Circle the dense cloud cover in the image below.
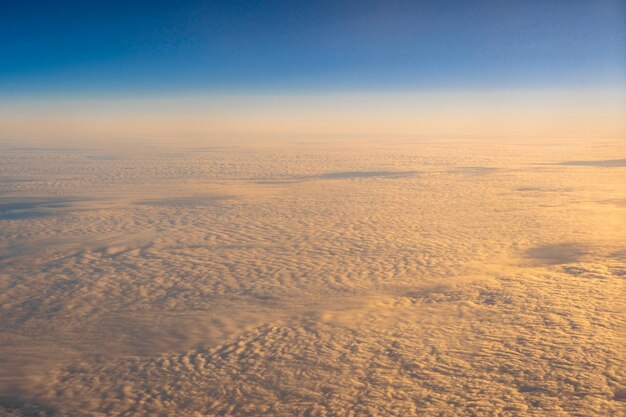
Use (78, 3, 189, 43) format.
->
(0, 139, 624, 416)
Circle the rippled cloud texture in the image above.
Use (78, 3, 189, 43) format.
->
(0, 138, 624, 416)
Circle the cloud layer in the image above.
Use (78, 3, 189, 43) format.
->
(0, 139, 624, 416)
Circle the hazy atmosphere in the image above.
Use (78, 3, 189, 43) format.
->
(1, 1, 625, 416)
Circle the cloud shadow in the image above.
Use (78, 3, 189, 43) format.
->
(558, 159, 626, 167)
(0, 393, 58, 416)
(136, 195, 236, 207)
(0, 198, 80, 221)
(254, 170, 419, 184)
(525, 242, 588, 265)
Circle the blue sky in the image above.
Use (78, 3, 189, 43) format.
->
(2, 0, 625, 95)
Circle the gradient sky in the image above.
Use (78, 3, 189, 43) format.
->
(1, 1, 625, 142)
(3, 0, 625, 94)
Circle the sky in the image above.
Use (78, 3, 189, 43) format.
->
(1, 0, 625, 142)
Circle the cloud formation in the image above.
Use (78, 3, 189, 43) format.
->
(0, 139, 624, 416)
